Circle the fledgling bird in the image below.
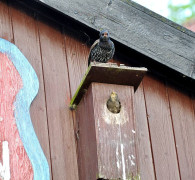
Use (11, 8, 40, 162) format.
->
(107, 92, 121, 114)
(88, 30, 115, 66)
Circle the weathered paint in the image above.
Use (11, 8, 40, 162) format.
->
(0, 38, 49, 179)
(0, 51, 33, 179)
(0, 141, 10, 180)
(76, 83, 137, 179)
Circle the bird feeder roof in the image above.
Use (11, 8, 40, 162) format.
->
(70, 63, 147, 108)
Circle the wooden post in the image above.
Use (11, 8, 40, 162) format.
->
(71, 63, 147, 180)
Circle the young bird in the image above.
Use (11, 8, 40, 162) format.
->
(88, 30, 115, 66)
(107, 92, 121, 114)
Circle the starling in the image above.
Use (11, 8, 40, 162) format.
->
(88, 30, 115, 66)
(107, 92, 121, 114)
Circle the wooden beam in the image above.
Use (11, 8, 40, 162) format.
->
(19, 0, 195, 80)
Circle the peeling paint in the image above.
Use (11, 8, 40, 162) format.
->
(131, 155, 135, 159)
(121, 144, 126, 180)
(131, 160, 135, 166)
(132, 129, 136, 134)
(128, 155, 136, 167)
(116, 144, 121, 169)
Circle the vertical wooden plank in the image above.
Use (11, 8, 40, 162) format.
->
(37, 17, 79, 180)
(64, 32, 90, 160)
(9, 3, 52, 177)
(134, 82, 155, 180)
(64, 33, 89, 96)
(0, 0, 13, 42)
(76, 84, 98, 180)
(167, 84, 195, 180)
(143, 75, 180, 180)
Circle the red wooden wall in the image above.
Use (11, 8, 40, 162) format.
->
(1, 1, 195, 179)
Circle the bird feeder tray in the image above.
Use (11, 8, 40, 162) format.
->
(70, 62, 147, 109)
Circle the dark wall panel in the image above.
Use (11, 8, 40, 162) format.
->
(134, 82, 155, 180)
(143, 75, 180, 180)
(168, 85, 195, 180)
(0, 0, 13, 42)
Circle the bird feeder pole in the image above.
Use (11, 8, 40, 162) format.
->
(70, 63, 147, 179)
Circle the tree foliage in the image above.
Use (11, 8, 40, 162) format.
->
(168, 0, 195, 24)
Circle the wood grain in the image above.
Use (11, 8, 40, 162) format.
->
(4, 2, 195, 180)
(143, 75, 180, 180)
(76, 84, 98, 180)
(37, 16, 79, 180)
(134, 82, 155, 180)
(167, 84, 195, 180)
(92, 83, 137, 179)
(76, 83, 138, 179)
(32, 0, 195, 80)
(64, 32, 89, 97)
(0, 0, 13, 42)
(9, 4, 52, 176)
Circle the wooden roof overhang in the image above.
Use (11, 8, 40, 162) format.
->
(15, 0, 195, 89)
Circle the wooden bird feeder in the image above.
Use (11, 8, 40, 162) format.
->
(70, 63, 147, 180)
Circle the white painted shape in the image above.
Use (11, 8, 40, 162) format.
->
(120, 144, 126, 180)
(132, 129, 136, 134)
(131, 160, 135, 166)
(131, 154, 135, 159)
(116, 144, 121, 169)
(0, 141, 10, 180)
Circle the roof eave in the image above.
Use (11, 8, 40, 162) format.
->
(15, 0, 195, 82)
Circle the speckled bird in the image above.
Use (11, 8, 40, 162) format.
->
(107, 92, 121, 114)
(88, 30, 115, 66)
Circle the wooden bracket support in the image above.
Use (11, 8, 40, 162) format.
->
(70, 63, 147, 179)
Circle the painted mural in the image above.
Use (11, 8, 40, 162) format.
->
(0, 38, 49, 180)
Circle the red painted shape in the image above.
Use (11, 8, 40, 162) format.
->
(0, 52, 33, 179)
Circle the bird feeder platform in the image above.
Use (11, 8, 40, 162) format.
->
(70, 62, 147, 109)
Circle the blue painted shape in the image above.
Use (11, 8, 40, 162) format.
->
(0, 38, 50, 180)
